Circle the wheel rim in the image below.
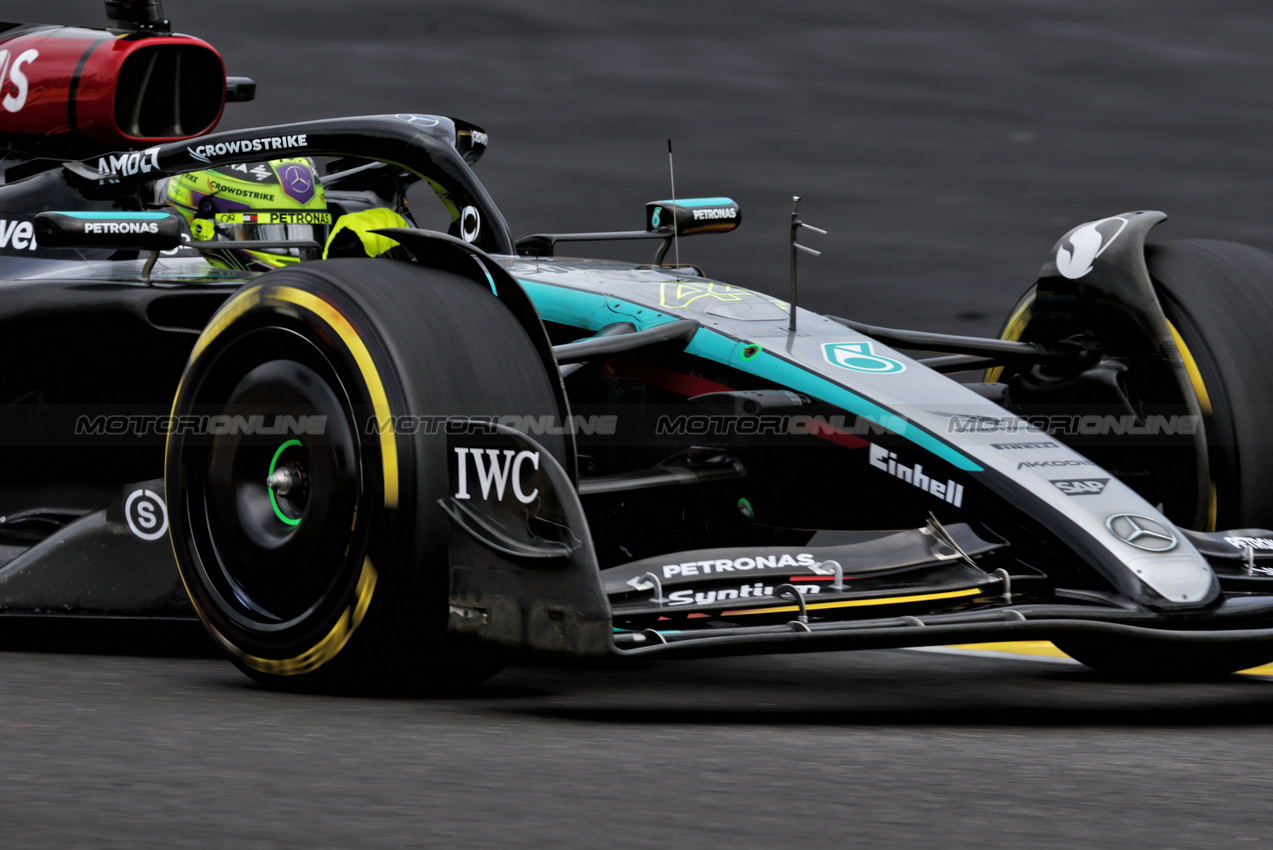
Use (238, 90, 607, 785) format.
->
(183, 327, 366, 627)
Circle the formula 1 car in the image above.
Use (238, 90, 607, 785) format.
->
(6, 2, 1273, 691)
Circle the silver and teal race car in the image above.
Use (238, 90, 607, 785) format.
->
(5, 3, 1273, 690)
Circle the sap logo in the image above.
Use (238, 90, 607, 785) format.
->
(96, 147, 161, 178)
(1051, 478, 1109, 496)
(0, 219, 36, 251)
(454, 447, 540, 504)
(0, 48, 38, 113)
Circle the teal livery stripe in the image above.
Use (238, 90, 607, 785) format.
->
(519, 278, 680, 330)
(518, 279, 981, 472)
(651, 197, 734, 208)
(686, 330, 980, 471)
(53, 211, 171, 220)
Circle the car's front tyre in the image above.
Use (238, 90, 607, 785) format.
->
(166, 258, 565, 692)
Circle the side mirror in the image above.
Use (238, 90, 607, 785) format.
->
(514, 196, 741, 260)
(34, 211, 185, 251)
(645, 197, 740, 236)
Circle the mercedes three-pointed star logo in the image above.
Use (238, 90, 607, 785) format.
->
(1105, 514, 1178, 552)
(394, 113, 440, 127)
(283, 164, 311, 193)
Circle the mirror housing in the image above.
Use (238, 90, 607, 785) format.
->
(645, 197, 740, 236)
(34, 211, 185, 251)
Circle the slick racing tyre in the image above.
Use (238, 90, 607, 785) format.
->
(166, 258, 566, 693)
(1142, 240, 1273, 531)
(997, 239, 1273, 677)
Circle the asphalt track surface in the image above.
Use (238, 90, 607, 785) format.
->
(7, 1, 1273, 847)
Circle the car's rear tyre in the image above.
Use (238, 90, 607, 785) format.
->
(998, 239, 1273, 677)
(166, 258, 566, 693)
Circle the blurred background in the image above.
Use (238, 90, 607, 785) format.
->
(8, 0, 1273, 335)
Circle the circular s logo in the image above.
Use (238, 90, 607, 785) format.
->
(460, 205, 481, 243)
(125, 489, 169, 541)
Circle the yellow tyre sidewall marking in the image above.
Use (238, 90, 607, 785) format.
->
(263, 285, 399, 508)
(182, 283, 398, 508)
(1166, 318, 1216, 531)
(211, 557, 379, 677)
(985, 293, 1033, 383)
(188, 287, 262, 364)
(1166, 319, 1213, 416)
(172, 282, 399, 676)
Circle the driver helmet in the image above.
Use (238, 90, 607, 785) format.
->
(166, 157, 330, 272)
